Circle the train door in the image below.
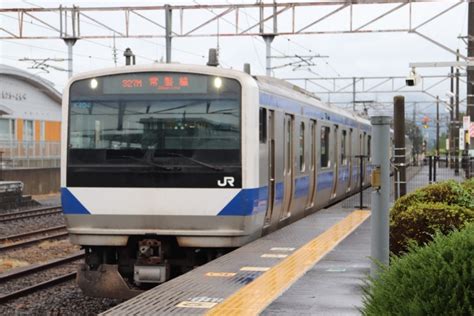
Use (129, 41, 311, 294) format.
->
(307, 120, 317, 208)
(362, 132, 367, 185)
(281, 114, 294, 220)
(264, 110, 275, 227)
(358, 132, 363, 187)
(331, 124, 339, 198)
(347, 128, 353, 192)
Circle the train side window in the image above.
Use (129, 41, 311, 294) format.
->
(341, 130, 347, 164)
(367, 135, 372, 160)
(299, 122, 305, 171)
(259, 108, 267, 143)
(320, 126, 330, 168)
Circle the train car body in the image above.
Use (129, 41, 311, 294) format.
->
(61, 64, 372, 298)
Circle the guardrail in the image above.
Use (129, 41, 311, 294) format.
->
(0, 141, 60, 168)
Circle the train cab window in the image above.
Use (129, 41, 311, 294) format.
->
(367, 135, 372, 160)
(320, 126, 330, 168)
(341, 130, 347, 164)
(259, 108, 267, 143)
(299, 122, 305, 171)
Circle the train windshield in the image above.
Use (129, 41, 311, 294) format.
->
(67, 72, 241, 188)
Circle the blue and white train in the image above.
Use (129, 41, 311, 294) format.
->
(61, 63, 372, 298)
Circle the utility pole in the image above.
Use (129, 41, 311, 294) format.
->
(413, 102, 417, 164)
(436, 96, 440, 157)
(353, 77, 356, 112)
(468, 2, 474, 147)
(165, 4, 172, 63)
(394, 96, 406, 198)
(455, 50, 460, 175)
(370, 115, 391, 277)
(450, 67, 454, 168)
(113, 33, 118, 67)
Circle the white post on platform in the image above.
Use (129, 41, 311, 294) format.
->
(370, 115, 391, 277)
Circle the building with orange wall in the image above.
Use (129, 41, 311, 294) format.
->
(0, 64, 61, 167)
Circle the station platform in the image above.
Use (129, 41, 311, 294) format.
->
(101, 165, 465, 315)
(102, 202, 370, 315)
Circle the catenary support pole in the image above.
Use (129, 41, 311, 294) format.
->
(263, 35, 274, 76)
(393, 96, 406, 197)
(370, 116, 391, 277)
(63, 38, 77, 78)
(165, 4, 172, 63)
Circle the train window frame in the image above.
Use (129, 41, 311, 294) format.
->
(320, 126, 330, 169)
(367, 135, 372, 161)
(259, 107, 267, 144)
(299, 121, 305, 172)
(342, 129, 349, 165)
(67, 72, 243, 189)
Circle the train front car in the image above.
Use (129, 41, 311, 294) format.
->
(60, 65, 261, 298)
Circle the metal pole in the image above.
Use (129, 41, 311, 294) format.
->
(468, 2, 474, 146)
(263, 35, 274, 76)
(393, 96, 406, 197)
(455, 50, 460, 175)
(436, 96, 440, 157)
(450, 67, 454, 168)
(429, 156, 432, 184)
(63, 38, 77, 78)
(360, 156, 363, 208)
(370, 115, 391, 277)
(434, 155, 437, 182)
(165, 4, 172, 63)
(353, 77, 356, 112)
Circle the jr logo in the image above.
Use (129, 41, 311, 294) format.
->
(217, 176, 235, 187)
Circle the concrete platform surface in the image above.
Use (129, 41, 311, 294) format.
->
(262, 220, 370, 316)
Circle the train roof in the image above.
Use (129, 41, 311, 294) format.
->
(255, 75, 370, 126)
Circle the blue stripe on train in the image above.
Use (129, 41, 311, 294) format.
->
(61, 187, 91, 215)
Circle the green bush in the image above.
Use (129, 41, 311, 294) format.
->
(362, 224, 474, 316)
(390, 179, 474, 255)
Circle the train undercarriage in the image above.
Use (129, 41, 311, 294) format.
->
(77, 236, 232, 299)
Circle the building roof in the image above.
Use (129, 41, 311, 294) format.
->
(0, 64, 61, 104)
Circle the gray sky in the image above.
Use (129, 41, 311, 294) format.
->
(0, 0, 468, 128)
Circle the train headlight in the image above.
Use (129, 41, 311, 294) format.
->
(90, 78, 98, 89)
(213, 77, 222, 89)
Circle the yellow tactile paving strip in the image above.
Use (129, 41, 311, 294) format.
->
(206, 210, 371, 316)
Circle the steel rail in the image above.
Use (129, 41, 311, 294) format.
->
(0, 272, 77, 303)
(0, 251, 84, 303)
(0, 231, 69, 251)
(0, 251, 84, 283)
(0, 206, 63, 223)
(0, 225, 67, 243)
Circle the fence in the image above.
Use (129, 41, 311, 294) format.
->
(0, 140, 60, 168)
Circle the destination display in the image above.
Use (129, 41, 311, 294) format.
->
(102, 73, 209, 94)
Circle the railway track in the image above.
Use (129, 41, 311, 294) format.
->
(0, 251, 84, 304)
(0, 226, 68, 251)
(0, 206, 63, 223)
